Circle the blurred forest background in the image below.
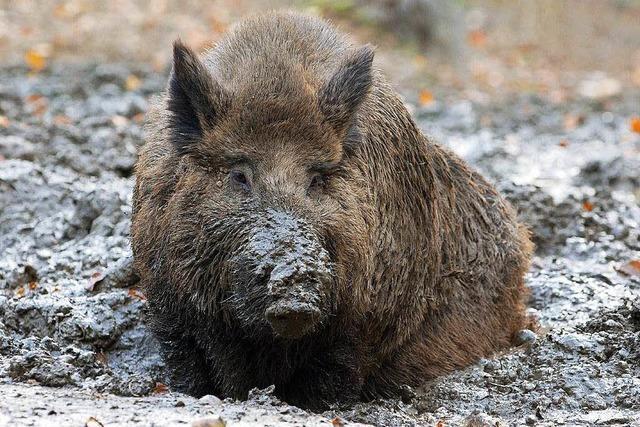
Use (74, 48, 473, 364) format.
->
(2, 0, 640, 102)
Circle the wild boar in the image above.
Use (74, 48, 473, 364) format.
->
(131, 11, 532, 408)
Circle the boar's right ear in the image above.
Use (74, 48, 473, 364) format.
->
(318, 45, 374, 138)
(167, 40, 229, 154)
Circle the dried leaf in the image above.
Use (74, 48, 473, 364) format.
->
(436, 420, 445, 427)
(111, 115, 129, 127)
(0, 115, 9, 128)
(54, 115, 72, 125)
(28, 281, 37, 290)
(563, 113, 584, 131)
(25, 49, 47, 72)
(125, 74, 142, 91)
(14, 286, 26, 298)
(582, 201, 594, 212)
(419, 89, 435, 106)
(128, 287, 147, 301)
(86, 271, 104, 292)
(558, 139, 570, 148)
(153, 382, 169, 394)
(616, 260, 640, 277)
(468, 30, 487, 47)
(630, 117, 640, 134)
(26, 94, 48, 116)
(96, 351, 108, 365)
(331, 417, 345, 427)
(132, 112, 145, 123)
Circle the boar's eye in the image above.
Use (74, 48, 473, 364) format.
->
(307, 173, 326, 194)
(230, 170, 251, 192)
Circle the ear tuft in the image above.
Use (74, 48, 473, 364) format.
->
(168, 39, 228, 154)
(318, 45, 374, 135)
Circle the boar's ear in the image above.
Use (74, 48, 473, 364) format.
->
(167, 40, 229, 154)
(318, 45, 374, 137)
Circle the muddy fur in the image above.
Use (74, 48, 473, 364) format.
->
(131, 12, 533, 409)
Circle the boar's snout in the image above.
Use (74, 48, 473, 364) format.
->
(264, 259, 332, 338)
(230, 210, 333, 339)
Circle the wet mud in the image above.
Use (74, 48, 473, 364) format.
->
(0, 65, 639, 425)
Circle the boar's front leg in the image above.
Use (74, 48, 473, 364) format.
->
(161, 334, 219, 397)
(278, 341, 365, 409)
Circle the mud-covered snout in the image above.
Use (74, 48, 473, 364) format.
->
(264, 259, 330, 339)
(229, 210, 333, 339)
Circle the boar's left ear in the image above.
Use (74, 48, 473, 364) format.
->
(168, 40, 229, 154)
(318, 45, 374, 138)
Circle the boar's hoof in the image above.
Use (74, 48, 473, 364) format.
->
(265, 302, 321, 339)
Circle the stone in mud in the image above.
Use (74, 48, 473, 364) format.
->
(132, 12, 532, 408)
(515, 329, 537, 346)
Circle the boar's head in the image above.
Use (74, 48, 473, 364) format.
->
(158, 40, 374, 340)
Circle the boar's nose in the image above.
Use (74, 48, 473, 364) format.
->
(265, 300, 321, 339)
(264, 260, 330, 339)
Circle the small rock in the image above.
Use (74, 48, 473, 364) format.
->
(198, 394, 222, 406)
(515, 329, 537, 346)
(85, 417, 105, 427)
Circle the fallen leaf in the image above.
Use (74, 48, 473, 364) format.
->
(132, 112, 145, 123)
(419, 89, 435, 106)
(128, 287, 147, 301)
(331, 417, 345, 427)
(125, 74, 142, 91)
(558, 139, 570, 148)
(153, 382, 169, 394)
(630, 117, 640, 134)
(86, 271, 104, 292)
(436, 420, 445, 427)
(28, 281, 37, 290)
(563, 113, 584, 131)
(468, 30, 487, 47)
(0, 116, 9, 128)
(15, 286, 26, 298)
(96, 351, 108, 365)
(111, 115, 129, 127)
(582, 201, 594, 212)
(616, 260, 640, 276)
(85, 417, 104, 427)
(54, 115, 72, 125)
(24, 49, 47, 72)
(25, 94, 48, 116)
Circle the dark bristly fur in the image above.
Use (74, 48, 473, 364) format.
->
(131, 12, 533, 409)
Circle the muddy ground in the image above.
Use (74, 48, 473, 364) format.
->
(0, 63, 639, 426)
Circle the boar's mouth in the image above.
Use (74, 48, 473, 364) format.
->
(265, 300, 322, 339)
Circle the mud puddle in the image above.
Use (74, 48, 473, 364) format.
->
(0, 65, 639, 426)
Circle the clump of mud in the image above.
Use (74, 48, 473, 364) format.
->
(1, 65, 639, 426)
